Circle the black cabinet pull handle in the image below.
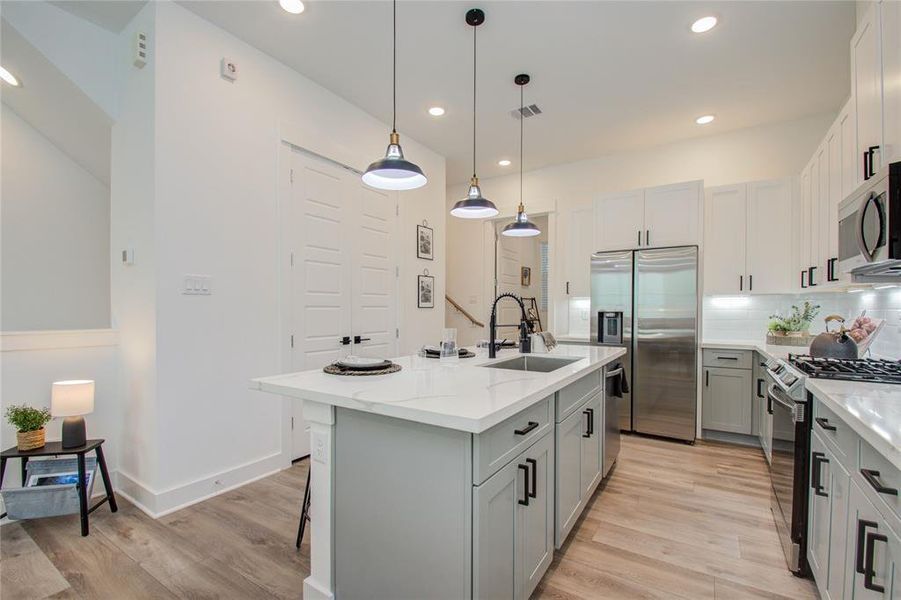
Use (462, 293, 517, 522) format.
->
(582, 409, 591, 438)
(811, 452, 828, 497)
(861, 468, 899, 496)
(339, 336, 352, 346)
(766, 392, 773, 415)
(646, 230, 650, 246)
(749, 275, 752, 291)
(864, 150, 871, 181)
(637, 230, 641, 246)
(868, 146, 880, 179)
(815, 417, 837, 432)
(864, 531, 888, 592)
(856, 519, 878, 574)
(705, 370, 709, 387)
(716, 356, 739, 361)
(514, 421, 539, 436)
(808, 266, 817, 286)
(827, 257, 838, 282)
(353, 335, 371, 344)
(565, 281, 570, 295)
(588, 408, 594, 435)
(756, 378, 764, 398)
(518, 464, 530, 506)
(800, 270, 807, 288)
(526, 458, 537, 499)
(739, 275, 743, 291)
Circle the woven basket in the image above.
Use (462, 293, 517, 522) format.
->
(17, 428, 46, 451)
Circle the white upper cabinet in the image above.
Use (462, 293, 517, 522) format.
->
(839, 98, 859, 202)
(643, 180, 702, 249)
(747, 180, 796, 294)
(704, 184, 748, 295)
(563, 205, 595, 298)
(882, 0, 901, 166)
(704, 179, 796, 295)
(594, 189, 644, 251)
(852, 3, 884, 186)
(595, 180, 701, 252)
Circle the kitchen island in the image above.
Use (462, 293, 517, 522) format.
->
(252, 345, 625, 600)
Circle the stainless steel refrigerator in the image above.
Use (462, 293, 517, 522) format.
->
(590, 247, 698, 442)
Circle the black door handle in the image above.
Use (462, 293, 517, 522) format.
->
(864, 531, 888, 592)
(514, 421, 539, 436)
(861, 468, 899, 496)
(637, 230, 641, 246)
(518, 464, 530, 506)
(739, 275, 743, 292)
(756, 378, 764, 398)
(526, 458, 537, 499)
(339, 336, 352, 346)
(801, 270, 807, 288)
(583, 409, 591, 437)
(588, 408, 594, 435)
(766, 393, 773, 415)
(646, 230, 650, 246)
(565, 281, 570, 295)
(815, 417, 837, 432)
(856, 519, 879, 574)
(808, 266, 817, 286)
(811, 452, 828, 497)
(705, 370, 709, 387)
(827, 257, 838, 282)
(864, 150, 871, 181)
(749, 275, 753, 291)
(353, 335, 371, 344)
(868, 146, 880, 179)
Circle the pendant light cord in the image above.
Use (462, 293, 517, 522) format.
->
(472, 22, 477, 179)
(392, 0, 397, 133)
(519, 84, 524, 210)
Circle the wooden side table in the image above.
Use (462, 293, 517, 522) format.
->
(0, 439, 118, 536)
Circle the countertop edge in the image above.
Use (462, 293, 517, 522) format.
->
(805, 378, 901, 472)
(252, 348, 626, 434)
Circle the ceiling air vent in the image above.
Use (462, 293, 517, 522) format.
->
(511, 104, 542, 119)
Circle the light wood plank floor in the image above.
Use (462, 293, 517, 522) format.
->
(1, 436, 819, 599)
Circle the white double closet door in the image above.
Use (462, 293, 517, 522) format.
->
(284, 146, 399, 458)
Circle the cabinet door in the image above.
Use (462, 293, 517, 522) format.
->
(827, 112, 847, 286)
(703, 184, 747, 294)
(519, 433, 554, 600)
(595, 189, 644, 251)
(840, 97, 860, 202)
(473, 458, 519, 600)
(808, 433, 832, 587)
(808, 148, 824, 287)
(825, 448, 851, 600)
(751, 356, 766, 438)
(799, 164, 813, 290)
(643, 180, 702, 248)
(580, 394, 602, 498)
(747, 179, 795, 293)
(844, 481, 899, 600)
(555, 406, 585, 547)
(565, 205, 595, 297)
(852, 3, 885, 187)
(702, 367, 752, 434)
(882, 0, 901, 167)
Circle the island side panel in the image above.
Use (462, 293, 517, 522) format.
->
(334, 408, 473, 600)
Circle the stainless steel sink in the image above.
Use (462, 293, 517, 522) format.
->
(481, 356, 580, 373)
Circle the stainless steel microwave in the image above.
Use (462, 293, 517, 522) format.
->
(838, 161, 901, 282)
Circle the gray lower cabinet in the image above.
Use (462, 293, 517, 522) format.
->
(555, 393, 602, 548)
(844, 480, 900, 599)
(808, 431, 850, 600)
(751, 353, 766, 437)
(473, 431, 554, 600)
(702, 366, 752, 434)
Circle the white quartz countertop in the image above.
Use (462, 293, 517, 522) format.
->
(806, 378, 901, 471)
(251, 345, 626, 433)
(701, 339, 809, 362)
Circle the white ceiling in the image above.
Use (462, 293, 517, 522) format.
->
(50, 0, 147, 33)
(1, 20, 112, 185)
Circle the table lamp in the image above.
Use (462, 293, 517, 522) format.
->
(51, 380, 94, 448)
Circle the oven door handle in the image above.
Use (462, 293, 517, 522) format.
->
(767, 385, 795, 412)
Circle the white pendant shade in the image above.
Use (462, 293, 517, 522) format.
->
(450, 179, 498, 218)
(362, 136, 427, 191)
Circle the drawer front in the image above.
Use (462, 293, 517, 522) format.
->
(813, 398, 858, 464)
(556, 370, 602, 422)
(859, 440, 901, 524)
(474, 396, 553, 485)
(702, 348, 752, 369)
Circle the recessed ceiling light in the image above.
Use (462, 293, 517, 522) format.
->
(279, 0, 305, 15)
(498, 159, 511, 166)
(691, 16, 718, 33)
(428, 106, 445, 117)
(695, 114, 715, 125)
(0, 66, 20, 87)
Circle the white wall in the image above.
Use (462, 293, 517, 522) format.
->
(107, 2, 446, 515)
(446, 113, 836, 342)
(1, 104, 111, 331)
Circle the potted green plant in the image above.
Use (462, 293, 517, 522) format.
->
(5, 404, 52, 451)
(767, 301, 821, 346)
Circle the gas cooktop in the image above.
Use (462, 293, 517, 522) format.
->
(788, 354, 901, 385)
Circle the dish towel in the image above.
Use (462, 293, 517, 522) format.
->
(608, 362, 629, 398)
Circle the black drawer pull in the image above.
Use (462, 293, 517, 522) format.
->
(864, 531, 887, 592)
(756, 378, 764, 398)
(526, 458, 537, 499)
(811, 452, 828, 497)
(861, 468, 899, 496)
(856, 519, 878, 574)
(518, 464, 529, 506)
(514, 421, 539, 436)
(715, 356, 739, 361)
(815, 417, 837, 432)
(588, 408, 594, 436)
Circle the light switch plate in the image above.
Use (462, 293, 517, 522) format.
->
(220, 57, 238, 81)
(182, 275, 212, 295)
(312, 431, 328, 464)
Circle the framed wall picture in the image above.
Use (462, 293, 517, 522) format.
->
(418, 274, 435, 308)
(521, 266, 531, 287)
(417, 223, 434, 261)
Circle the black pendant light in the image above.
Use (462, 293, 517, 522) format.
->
(451, 8, 498, 219)
(362, 0, 427, 191)
(502, 74, 540, 237)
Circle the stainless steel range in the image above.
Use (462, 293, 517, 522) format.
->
(789, 355, 901, 384)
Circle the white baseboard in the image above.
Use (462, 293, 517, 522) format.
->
(115, 451, 287, 519)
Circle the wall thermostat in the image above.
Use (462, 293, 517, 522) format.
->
(220, 57, 238, 81)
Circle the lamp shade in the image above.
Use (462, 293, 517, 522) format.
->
(51, 380, 94, 417)
(362, 139, 427, 191)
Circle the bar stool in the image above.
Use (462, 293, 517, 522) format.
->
(295, 468, 311, 549)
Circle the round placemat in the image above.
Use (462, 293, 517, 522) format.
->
(323, 362, 402, 376)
